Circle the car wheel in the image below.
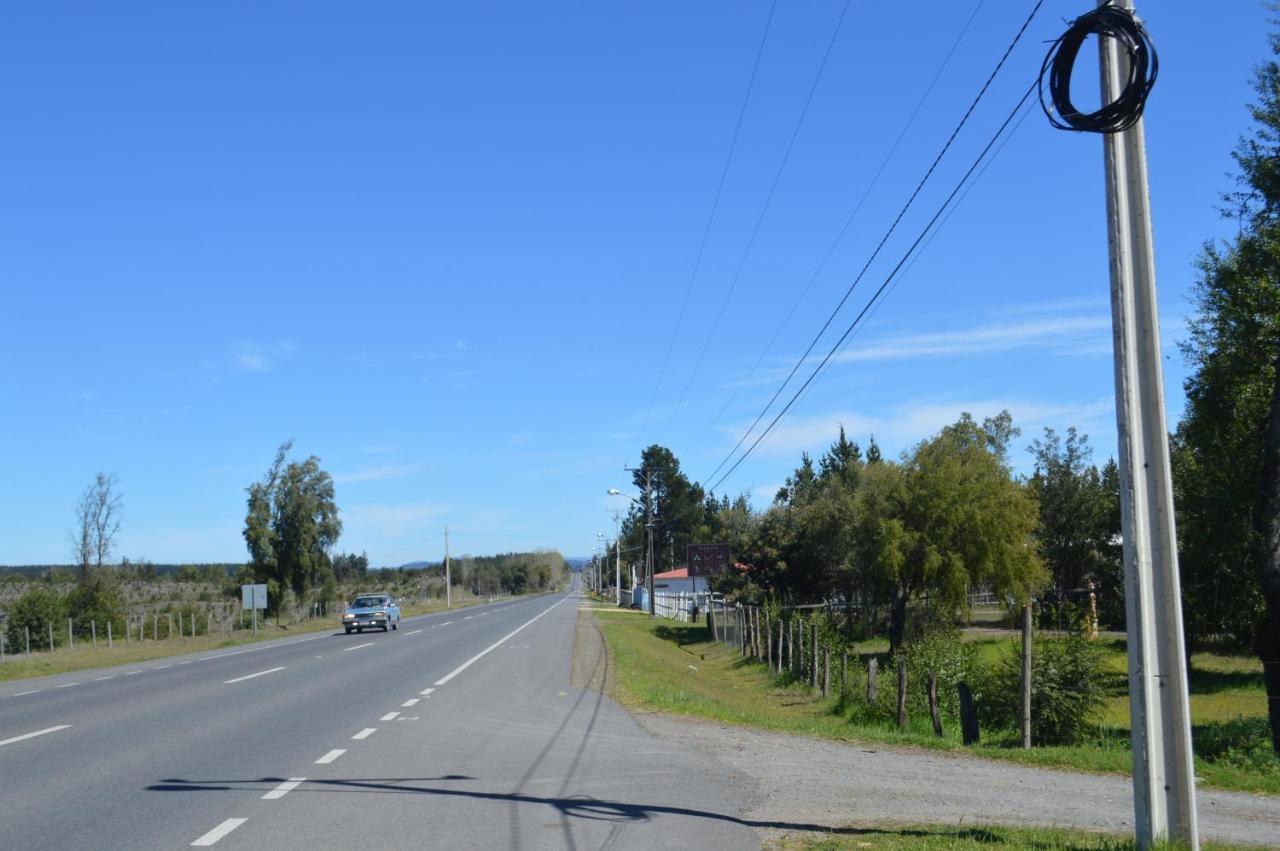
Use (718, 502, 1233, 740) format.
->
(392, 622, 397, 630)
(345, 627, 352, 634)
(357, 627, 363, 633)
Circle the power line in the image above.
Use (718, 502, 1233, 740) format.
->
(701, 0, 1045, 488)
(656, 0, 853, 444)
(683, 0, 986, 455)
(634, 0, 779, 455)
(706, 76, 1041, 495)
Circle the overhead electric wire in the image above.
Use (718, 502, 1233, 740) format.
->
(792, 96, 1039, 418)
(705, 76, 1042, 496)
(701, 0, 1045, 488)
(655, 0, 853, 443)
(633, 0, 779, 455)
(683, 0, 986, 455)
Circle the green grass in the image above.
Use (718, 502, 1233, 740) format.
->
(769, 822, 1252, 850)
(0, 593, 492, 683)
(593, 612, 1280, 796)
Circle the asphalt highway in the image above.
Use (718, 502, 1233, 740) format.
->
(0, 591, 757, 849)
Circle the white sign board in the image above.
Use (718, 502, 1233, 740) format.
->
(241, 583, 268, 611)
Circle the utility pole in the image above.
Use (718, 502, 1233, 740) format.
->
(1097, 3, 1198, 846)
(644, 474, 655, 617)
(445, 525, 452, 609)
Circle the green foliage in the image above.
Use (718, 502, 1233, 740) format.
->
(903, 629, 979, 722)
(64, 573, 125, 638)
(244, 441, 342, 602)
(6, 586, 66, 650)
(982, 634, 1107, 746)
(1028, 428, 1121, 630)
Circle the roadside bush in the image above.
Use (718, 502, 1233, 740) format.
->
(981, 633, 1107, 745)
(65, 574, 125, 638)
(904, 628, 979, 722)
(1194, 716, 1280, 772)
(5, 586, 66, 650)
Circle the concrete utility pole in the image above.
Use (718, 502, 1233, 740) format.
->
(1098, 3, 1198, 845)
(644, 474, 655, 617)
(445, 526, 452, 609)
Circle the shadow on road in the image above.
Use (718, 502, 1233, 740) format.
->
(145, 774, 922, 837)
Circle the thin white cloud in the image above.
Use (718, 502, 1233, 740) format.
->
(726, 398, 1114, 459)
(334, 464, 419, 484)
(230, 340, 295, 372)
(831, 316, 1111, 364)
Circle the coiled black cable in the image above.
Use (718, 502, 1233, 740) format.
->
(1039, 3, 1157, 133)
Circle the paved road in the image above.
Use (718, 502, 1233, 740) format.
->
(0, 592, 756, 849)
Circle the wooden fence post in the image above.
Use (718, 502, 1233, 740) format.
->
(896, 654, 907, 729)
(958, 682, 980, 745)
(810, 622, 818, 689)
(867, 657, 878, 703)
(841, 650, 848, 693)
(928, 671, 943, 737)
(823, 646, 830, 697)
(764, 609, 772, 669)
(92, 620, 97, 650)
(107, 620, 113, 649)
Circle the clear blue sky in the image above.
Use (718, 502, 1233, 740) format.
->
(0, 1, 1269, 566)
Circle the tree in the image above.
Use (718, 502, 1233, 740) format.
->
(70, 473, 122, 581)
(620, 445, 706, 575)
(1176, 21, 1280, 751)
(1027, 428, 1112, 630)
(888, 413, 1044, 651)
(244, 441, 342, 605)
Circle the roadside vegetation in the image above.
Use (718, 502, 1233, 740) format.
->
(769, 823, 1254, 851)
(592, 611, 1279, 796)
(0, 442, 568, 681)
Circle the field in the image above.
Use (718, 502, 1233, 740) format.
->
(592, 610, 1280, 796)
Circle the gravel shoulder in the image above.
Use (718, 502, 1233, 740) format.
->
(575, 609, 1280, 848)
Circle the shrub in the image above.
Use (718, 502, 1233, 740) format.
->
(981, 633, 1107, 745)
(5, 586, 66, 650)
(65, 574, 125, 639)
(904, 629, 980, 721)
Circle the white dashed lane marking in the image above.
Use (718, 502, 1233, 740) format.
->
(191, 817, 247, 846)
(401, 698, 419, 708)
(262, 778, 305, 800)
(405, 629, 422, 636)
(352, 728, 376, 740)
(0, 725, 72, 748)
(343, 642, 375, 652)
(223, 666, 286, 685)
(380, 712, 400, 721)
(315, 749, 346, 764)
(419, 687, 435, 696)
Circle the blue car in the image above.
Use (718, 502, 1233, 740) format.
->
(341, 594, 401, 633)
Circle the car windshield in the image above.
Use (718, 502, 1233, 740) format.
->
(350, 597, 385, 609)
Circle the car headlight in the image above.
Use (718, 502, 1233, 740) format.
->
(373, 611, 386, 617)
(342, 614, 354, 619)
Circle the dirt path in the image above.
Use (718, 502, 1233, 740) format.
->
(576, 608, 1280, 847)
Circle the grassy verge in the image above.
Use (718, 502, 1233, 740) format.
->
(769, 822, 1250, 850)
(593, 611, 1280, 796)
(0, 593, 494, 683)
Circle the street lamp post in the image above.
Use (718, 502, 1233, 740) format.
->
(609, 475, 655, 617)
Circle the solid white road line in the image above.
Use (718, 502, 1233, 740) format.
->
(380, 711, 400, 721)
(191, 818, 247, 846)
(343, 642, 375, 652)
(434, 598, 566, 687)
(223, 666, 286, 685)
(405, 629, 423, 636)
(419, 687, 436, 696)
(0, 725, 72, 748)
(352, 728, 376, 740)
(401, 698, 419, 708)
(262, 778, 306, 800)
(315, 749, 346, 764)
